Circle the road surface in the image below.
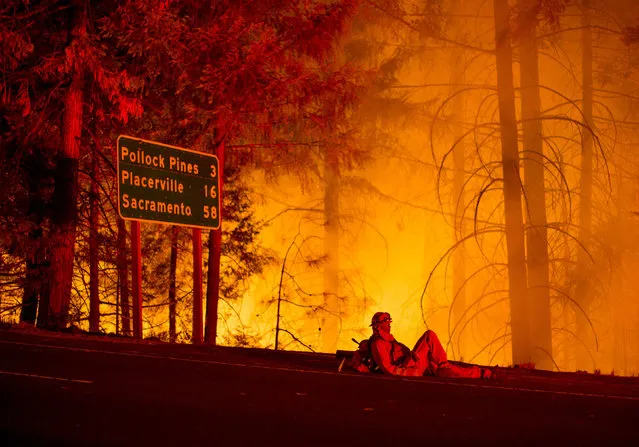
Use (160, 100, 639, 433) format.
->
(2, 327, 639, 446)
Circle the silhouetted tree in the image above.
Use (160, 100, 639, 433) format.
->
(493, 0, 532, 364)
(517, 0, 554, 370)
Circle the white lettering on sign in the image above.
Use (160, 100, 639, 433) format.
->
(121, 194, 193, 216)
(121, 170, 184, 193)
(121, 146, 166, 168)
(169, 156, 200, 175)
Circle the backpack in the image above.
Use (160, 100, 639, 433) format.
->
(348, 335, 414, 373)
(348, 337, 381, 373)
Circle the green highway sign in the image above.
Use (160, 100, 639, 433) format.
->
(117, 135, 220, 229)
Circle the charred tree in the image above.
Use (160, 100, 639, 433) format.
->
(46, 1, 86, 329)
(89, 134, 100, 332)
(204, 141, 224, 345)
(20, 158, 54, 325)
(493, 0, 532, 365)
(20, 163, 54, 325)
(449, 0, 468, 358)
(575, 0, 595, 370)
(518, 0, 553, 370)
(321, 146, 341, 353)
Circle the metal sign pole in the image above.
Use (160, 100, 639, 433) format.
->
(131, 220, 143, 339)
(192, 228, 203, 344)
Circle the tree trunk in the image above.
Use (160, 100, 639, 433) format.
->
(21, 252, 40, 324)
(20, 173, 49, 325)
(493, 0, 532, 365)
(117, 218, 130, 336)
(519, 0, 553, 370)
(89, 135, 100, 332)
(611, 173, 626, 375)
(204, 141, 224, 345)
(36, 250, 51, 328)
(321, 147, 340, 353)
(46, 1, 86, 329)
(575, 0, 595, 370)
(449, 0, 467, 358)
(168, 226, 179, 343)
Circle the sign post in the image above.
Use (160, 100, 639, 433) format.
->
(131, 220, 142, 339)
(192, 228, 203, 344)
(117, 135, 220, 341)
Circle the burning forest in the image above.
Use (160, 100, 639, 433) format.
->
(2, 0, 639, 376)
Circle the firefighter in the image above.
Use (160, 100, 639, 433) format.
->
(367, 311, 492, 379)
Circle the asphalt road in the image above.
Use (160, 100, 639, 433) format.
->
(2, 328, 639, 446)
